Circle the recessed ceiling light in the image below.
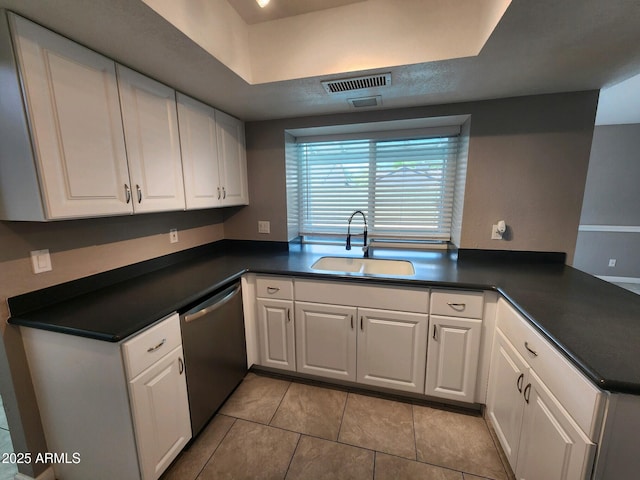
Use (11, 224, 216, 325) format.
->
(256, 0, 270, 8)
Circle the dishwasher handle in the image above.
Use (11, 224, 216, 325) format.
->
(183, 283, 241, 323)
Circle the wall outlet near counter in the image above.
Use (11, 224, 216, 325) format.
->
(258, 221, 270, 234)
(169, 228, 179, 243)
(608, 258, 617, 267)
(30, 249, 52, 274)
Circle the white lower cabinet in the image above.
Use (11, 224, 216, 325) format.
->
(257, 298, 296, 371)
(487, 300, 600, 480)
(295, 302, 357, 381)
(21, 312, 191, 480)
(425, 315, 482, 402)
(486, 329, 529, 467)
(516, 370, 595, 480)
(127, 346, 191, 480)
(357, 308, 428, 393)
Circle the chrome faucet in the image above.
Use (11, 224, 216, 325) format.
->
(346, 210, 370, 258)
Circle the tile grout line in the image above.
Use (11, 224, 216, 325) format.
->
(192, 416, 237, 480)
(268, 380, 293, 426)
(282, 433, 303, 480)
(411, 404, 418, 462)
(336, 391, 350, 442)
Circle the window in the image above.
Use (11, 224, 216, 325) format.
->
(293, 132, 461, 242)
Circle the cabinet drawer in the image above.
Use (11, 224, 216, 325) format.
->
(430, 289, 484, 319)
(256, 276, 293, 300)
(122, 312, 182, 379)
(496, 299, 604, 440)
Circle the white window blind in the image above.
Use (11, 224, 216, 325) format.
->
(297, 135, 459, 241)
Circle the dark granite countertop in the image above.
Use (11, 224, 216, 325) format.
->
(8, 241, 640, 395)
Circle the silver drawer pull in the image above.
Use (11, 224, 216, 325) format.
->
(267, 287, 280, 294)
(524, 341, 538, 357)
(147, 338, 166, 353)
(447, 302, 466, 311)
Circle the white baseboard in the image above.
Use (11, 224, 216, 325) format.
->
(14, 466, 55, 480)
(597, 275, 640, 284)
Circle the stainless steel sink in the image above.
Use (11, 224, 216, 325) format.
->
(311, 256, 415, 276)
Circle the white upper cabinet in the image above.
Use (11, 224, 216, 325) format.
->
(117, 65, 185, 213)
(215, 109, 249, 206)
(1, 13, 247, 220)
(3, 13, 132, 220)
(176, 93, 222, 209)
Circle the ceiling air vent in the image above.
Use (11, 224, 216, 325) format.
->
(322, 73, 391, 94)
(348, 96, 381, 108)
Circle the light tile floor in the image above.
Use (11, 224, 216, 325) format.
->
(0, 395, 18, 480)
(162, 372, 512, 480)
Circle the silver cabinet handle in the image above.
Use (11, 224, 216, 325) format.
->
(524, 342, 538, 357)
(432, 324, 438, 341)
(124, 184, 131, 204)
(517, 373, 524, 393)
(447, 302, 466, 311)
(136, 184, 142, 203)
(147, 338, 166, 353)
(524, 383, 532, 404)
(217, 187, 221, 200)
(178, 357, 184, 374)
(360, 316, 364, 331)
(350, 315, 354, 329)
(267, 287, 280, 294)
(287, 308, 291, 323)
(222, 187, 226, 199)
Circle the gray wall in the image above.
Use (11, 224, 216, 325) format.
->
(573, 123, 640, 278)
(226, 91, 599, 263)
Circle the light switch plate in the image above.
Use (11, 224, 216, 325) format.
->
(258, 221, 270, 234)
(30, 249, 52, 274)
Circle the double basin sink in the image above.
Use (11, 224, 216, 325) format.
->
(311, 256, 415, 276)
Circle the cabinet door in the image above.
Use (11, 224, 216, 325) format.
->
(425, 315, 482, 403)
(215, 109, 248, 206)
(357, 308, 427, 393)
(516, 370, 596, 480)
(486, 329, 529, 470)
(129, 345, 191, 480)
(295, 302, 357, 381)
(118, 65, 185, 213)
(257, 298, 296, 371)
(9, 14, 132, 219)
(176, 93, 222, 209)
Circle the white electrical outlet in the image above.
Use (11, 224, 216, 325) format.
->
(30, 249, 52, 274)
(169, 228, 179, 243)
(258, 221, 270, 234)
(608, 258, 617, 267)
(491, 225, 503, 240)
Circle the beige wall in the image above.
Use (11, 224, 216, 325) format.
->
(226, 91, 598, 263)
(0, 209, 224, 476)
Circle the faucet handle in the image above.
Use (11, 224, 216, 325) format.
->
(346, 234, 351, 250)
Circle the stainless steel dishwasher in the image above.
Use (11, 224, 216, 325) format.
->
(179, 281, 247, 437)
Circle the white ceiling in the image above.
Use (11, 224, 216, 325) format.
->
(227, 0, 366, 24)
(0, 0, 639, 122)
